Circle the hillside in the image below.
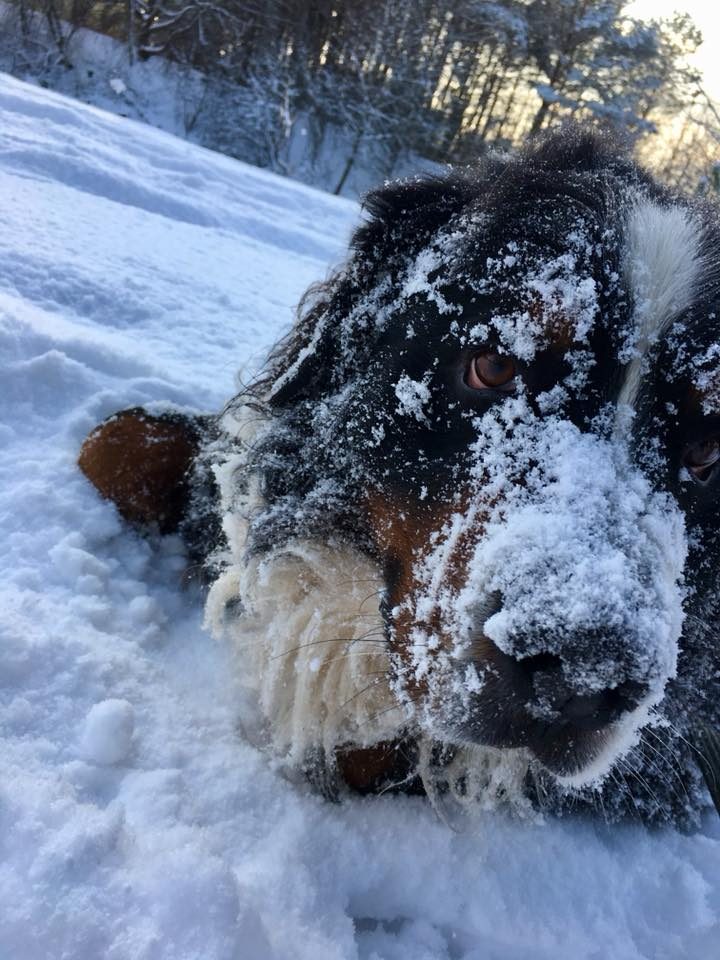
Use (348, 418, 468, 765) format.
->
(1, 72, 719, 960)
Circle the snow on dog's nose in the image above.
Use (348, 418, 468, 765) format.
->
(469, 415, 685, 695)
(403, 399, 687, 783)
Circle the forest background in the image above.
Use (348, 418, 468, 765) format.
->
(0, 1, 717, 198)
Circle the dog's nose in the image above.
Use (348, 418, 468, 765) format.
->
(517, 652, 647, 729)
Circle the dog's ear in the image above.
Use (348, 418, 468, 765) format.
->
(78, 408, 204, 534)
(264, 170, 482, 407)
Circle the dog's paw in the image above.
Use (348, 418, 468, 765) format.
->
(78, 408, 201, 534)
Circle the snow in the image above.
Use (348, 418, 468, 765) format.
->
(394, 374, 432, 423)
(405, 399, 686, 698)
(1, 71, 719, 958)
(0, 13, 442, 201)
(80, 699, 135, 765)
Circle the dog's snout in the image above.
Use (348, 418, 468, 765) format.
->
(517, 652, 647, 729)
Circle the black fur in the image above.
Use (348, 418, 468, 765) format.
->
(218, 126, 720, 823)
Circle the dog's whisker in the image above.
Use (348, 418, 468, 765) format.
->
(612, 763, 643, 818)
(269, 634, 389, 662)
(641, 727, 691, 800)
(334, 577, 385, 589)
(617, 756, 663, 813)
(629, 742, 688, 809)
(358, 589, 388, 612)
(330, 678, 387, 717)
(358, 693, 424, 731)
(655, 714, 712, 771)
(303, 654, 392, 670)
(594, 782, 609, 826)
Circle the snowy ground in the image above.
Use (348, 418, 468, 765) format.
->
(1, 72, 719, 960)
(0, 13, 438, 200)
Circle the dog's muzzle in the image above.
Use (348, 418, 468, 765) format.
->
(402, 411, 688, 784)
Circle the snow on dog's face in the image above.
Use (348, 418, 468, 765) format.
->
(375, 402, 686, 784)
(360, 202, 694, 784)
(227, 129, 720, 812)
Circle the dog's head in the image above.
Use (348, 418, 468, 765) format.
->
(229, 128, 720, 809)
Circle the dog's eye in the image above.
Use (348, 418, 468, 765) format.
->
(467, 351, 516, 391)
(683, 438, 720, 483)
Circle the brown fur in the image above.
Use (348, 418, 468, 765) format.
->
(78, 408, 201, 533)
(364, 489, 491, 693)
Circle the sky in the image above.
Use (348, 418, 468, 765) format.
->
(628, 1, 720, 101)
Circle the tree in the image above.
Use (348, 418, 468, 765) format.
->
(0, 0, 715, 195)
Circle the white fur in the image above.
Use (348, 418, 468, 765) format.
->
(204, 408, 405, 765)
(618, 199, 703, 412)
(417, 740, 536, 824)
(202, 409, 522, 807)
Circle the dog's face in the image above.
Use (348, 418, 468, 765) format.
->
(248, 131, 720, 797)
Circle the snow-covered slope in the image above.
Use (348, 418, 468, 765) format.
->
(1, 72, 719, 960)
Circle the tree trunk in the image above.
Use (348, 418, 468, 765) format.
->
(334, 126, 363, 196)
(127, 0, 136, 66)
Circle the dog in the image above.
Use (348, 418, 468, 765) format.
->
(80, 127, 720, 824)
